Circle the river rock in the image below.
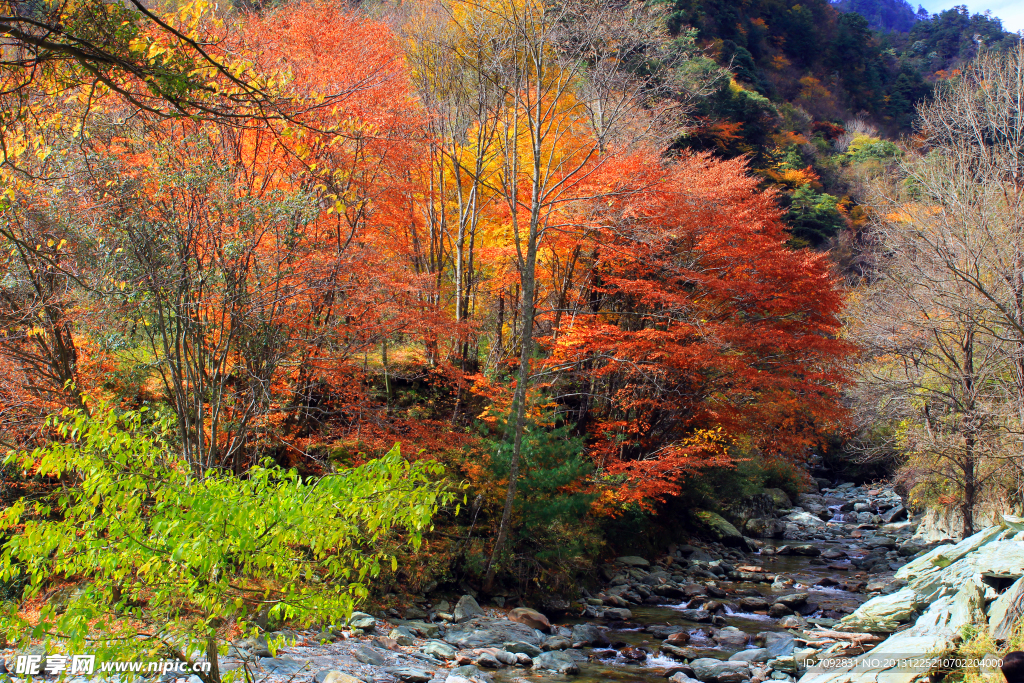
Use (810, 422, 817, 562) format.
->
(348, 612, 376, 632)
(896, 525, 1004, 581)
(738, 596, 770, 611)
(777, 615, 806, 629)
(617, 555, 651, 567)
(352, 646, 385, 666)
(472, 651, 499, 668)
(532, 651, 579, 674)
(696, 510, 746, 546)
(838, 587, 920, 632)
(882, 505, 908, 523)
(689, 657, 750, 683)
(780, 544, 821, 556)
(422, 640, 456, 660)
(233, 635, 272, 658)
(313, 671, 365, 683)
(505, 640, 542, 657)
(679, 609, 712, 622)
(387, 668, 432, 682)
(670, 674, 702, 683)
(542, 635, 571, 650)
(784, 511, 825, 527)
(764, 488, 792, 508)
(715, 627, 750, 648)
(758, 631, 795, 657)
(769, 603, 794, 617)
(603, 607, 633, 620)
(729, 648, 770, 663)
(448, 665, 488, 682)
(908, 554, 985, 602)
(569, 623, 607, 646)
(454, 595, 485, 622)
(776, 593, 809, 608)
(259, 657, 311, 675)
(390, 627, 415, 646)
(663, 644, 700, 660)
(405, 620, 441, 639)
(503, 607, 547, 633)
(745, 518, 786, 538)
(444, 617, 543, 648)
(667, 631, 691, 644)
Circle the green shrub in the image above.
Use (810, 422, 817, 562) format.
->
(0, 404, 456, 682)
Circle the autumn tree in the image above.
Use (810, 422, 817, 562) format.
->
(0, 3, 436, 468)
(548, 151, 852, 505)
(850, 44, 1024, 536)
(400, 0, 722, 589)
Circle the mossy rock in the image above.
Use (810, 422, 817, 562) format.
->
(694, 511, 743, 545)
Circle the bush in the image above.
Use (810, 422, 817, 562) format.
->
(0, 404, 457, 682)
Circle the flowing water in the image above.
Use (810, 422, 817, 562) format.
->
(494, 540, 874, 683)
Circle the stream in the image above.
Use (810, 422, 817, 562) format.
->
(227, 481, 928, 683)
(492, 540, 880, 683)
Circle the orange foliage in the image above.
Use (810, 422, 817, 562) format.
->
(547, 151, 853, 506)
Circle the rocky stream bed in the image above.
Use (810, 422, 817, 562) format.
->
(196, 481, 970, 683)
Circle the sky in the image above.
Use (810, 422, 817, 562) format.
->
(917, 0, 1024, 32)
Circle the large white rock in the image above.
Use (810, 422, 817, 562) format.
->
(971, 541, 1024, 578)
(988, 576, 1024, 639)
(949, 577, 988, 629)
(837, 587, 921, 633)
(895, 525, 1003, 581)
(785, 511, 826, 527)
(907, 556, 978, 603)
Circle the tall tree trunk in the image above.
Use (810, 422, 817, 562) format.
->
(962, 451, 976, 539)
(483, 203, 540, 592)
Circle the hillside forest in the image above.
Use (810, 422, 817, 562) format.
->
(0, 0, 1023, 672)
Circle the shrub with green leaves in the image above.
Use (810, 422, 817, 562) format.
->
(0, 404, 457, 682)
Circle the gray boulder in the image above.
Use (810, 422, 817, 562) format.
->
(662, 644, 700, 660)
(389, 627, 415, 646)
(678, 609, 712, 622)
(348, 611, 376, 631)
(689, 658, 750, 683)
(422, 640, 456, 661)
(696, 511, 746, 546)
(989, 576, 1024, 639)
(764, 488, 792, 509)
(542, 635, 572, 651)
(882, 506, 908, 523)
(386, 668, 432, 682)
(617, 556, 650, 567)
(714, 627, 749, 649)
(602, 607, 633, 620)
(454, 595, 485, 622)
(896, 525, 1004, 581)
(670, 674, 702, 683)
(838, 587, 920, 632)
(532, 651, 579, 674)
(758, 631, 795, 657)
(258, 657, 311, 675)
(352, 646, 385, 666)
(569, 623, 606, 647)
(313, 671, 365, 683)
(783, 511, 825, 527)
(745, 518, 785, 538)
(444, 617, 543, 648)
(972, 541, 1024, 578)
(728, 648, 770, 663)
(776, 593, 809, 608)
(504, 641, 542, 657)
